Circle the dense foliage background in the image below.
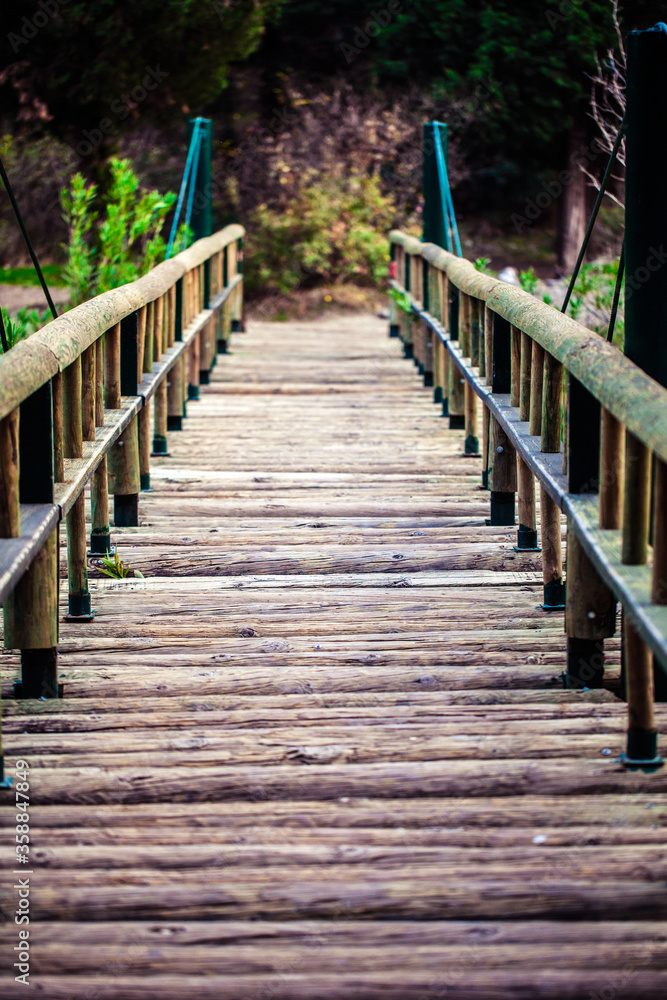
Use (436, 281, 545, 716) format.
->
(0, 0, 665, 295)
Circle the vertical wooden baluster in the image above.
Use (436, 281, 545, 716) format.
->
(7, 383, 59, 698)
(463, 384, 479, 456)
(81, 344, 96, 443)
(484, 306, 493, 387)
(510, 326, 521, 408)
(155, 295, 164, 361)
(540, 487, 565, 610)
(153, 378, 169, 455)
(564, 526, 616, 688)
(541, 351, 563, 455)
(90, 335, 111, 555)
(459, 293, 471, 358)
(0, 409, 20, 539)
(63, 357, 83, 459)
(489, 417, 516, 525)
(105, 323, 121, 410)
(168, 286, 176, 349)
(470, 297, 481, 368)
(516, 334, 538, 546)
(200, 318, 213, 387)
(652, 459, 667, 603)
(168, 357, 185, 431)
(62, 353, 94, 621)
(599, 409, 625, 530)
(619, 433, 660, 762)
(189, 334, 201, 400)
(519, 332, 532, 423)
(108, 418, 141, 527)
(433, 337, 445, 407)
(139, 401, 154, 488)
(52, 370, 64, 482)
(529, 342, 544, 437)
(136, 305, 147, 383)
(143, 302, 154, 375)
(481, 404, 490, 489)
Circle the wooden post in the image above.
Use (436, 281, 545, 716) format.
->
(109, 417, 140, 527)
(143, 302, 154, 374)
(541, 351, 563, 454)
(622, 432, 651, 565)
(81, 344, 96, 442)
(489, 416, 516, 525)
(481, 404, 490, 489)
(168, 356, 185, 431)
(470, 297, 481, 367)
(152, 378, 169, 455)
(139, 401, 154, 488)
(422, 326, 434, 388)
(0, 409, 20, 539)
(510, 326, 521, 408)
(6, 528, 60, 699)
(52, 370, 64, 482)
(189, 332, 201, 399)
(565, 527, 616, 688)
(90, 457, 111, 554)
(516, 457, 539, 551)
(105, 323, 121, 409)
(623, 618, 660, 764)
(484, 306, 493, 387)
(463, 384, 479, 455)
(599, 409, 624, 529)
(64, 492, 94, 621)
(540, 486, 565, 610)
(137, 305, 147, 380)
(529, 341, 544, 437)
(62, 357, 83, 459)
(95, 336, 104, 427)
(519, 332, 532, 422)
(433, 337, 445, 405)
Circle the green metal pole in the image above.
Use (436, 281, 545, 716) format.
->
(188, 118, 213, 240)
(423, 122, 448, 249)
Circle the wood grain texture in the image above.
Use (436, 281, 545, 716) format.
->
(0, 312, 663, 997)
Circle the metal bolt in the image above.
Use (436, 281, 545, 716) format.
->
(587, 611, 596, 619)
(497, 446, 503, 453)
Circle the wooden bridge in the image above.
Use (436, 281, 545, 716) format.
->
(1, 226, 667, 997)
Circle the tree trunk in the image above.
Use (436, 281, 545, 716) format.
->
(557, 119, 588, 275)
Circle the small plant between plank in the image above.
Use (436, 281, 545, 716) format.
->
(95, 548, 144, 580)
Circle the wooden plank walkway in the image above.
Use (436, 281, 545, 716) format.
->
(2, 313, 667, 998)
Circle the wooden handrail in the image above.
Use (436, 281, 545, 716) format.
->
(389, 228, 667, 769)
(0, 224, 244, 774)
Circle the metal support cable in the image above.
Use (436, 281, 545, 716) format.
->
(0, 155, 59, 320)
(607, 242, 625, 343)
(561, 121, 626, 315)
(166, 118, 204, 259)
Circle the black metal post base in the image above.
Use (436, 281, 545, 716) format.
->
(442, 398, 449, 417)
(515, 524, 541, 552)
(540, 578, 566, 611)
(217, 338, 228, 354)
(403, 343, 413, 359)
(140, 473, 153, 492)
(89, 530, 111, 555)
(15, 648, 61, 699)
(620, 729, 664, 770)
(464, 435, 480, 456)
(152, 435, 169, 456)
(389, 323, 400, 338)
(566, 638, 604, 689)
(114, 493, 139, 528)
(449, 414, 465, 430)
(423, 371, 434, 387)
(65, 593, 95, 623)
(199, 370, 210, 385)
(188, 384, 200, 401)
(167, 415, 183, 432)
(231, 318, 241, 333)
(0, 756, 12, 787)
(488, 490, 515, 526)
(433, 386, 443, 404)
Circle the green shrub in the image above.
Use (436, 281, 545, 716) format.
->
(245, 170, 395, 295)
(60, 158, 178, 306)
(0, 306, 51, 354)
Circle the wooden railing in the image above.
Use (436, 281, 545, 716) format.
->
(0, 224, 244, 780)
(389, 229, 667, 769)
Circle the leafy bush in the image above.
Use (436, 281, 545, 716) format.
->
(567, 260, 623, 346)
(0, 306, 51, 354)
(60, 158, 178, 306)
(245, 170, 395, 294)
